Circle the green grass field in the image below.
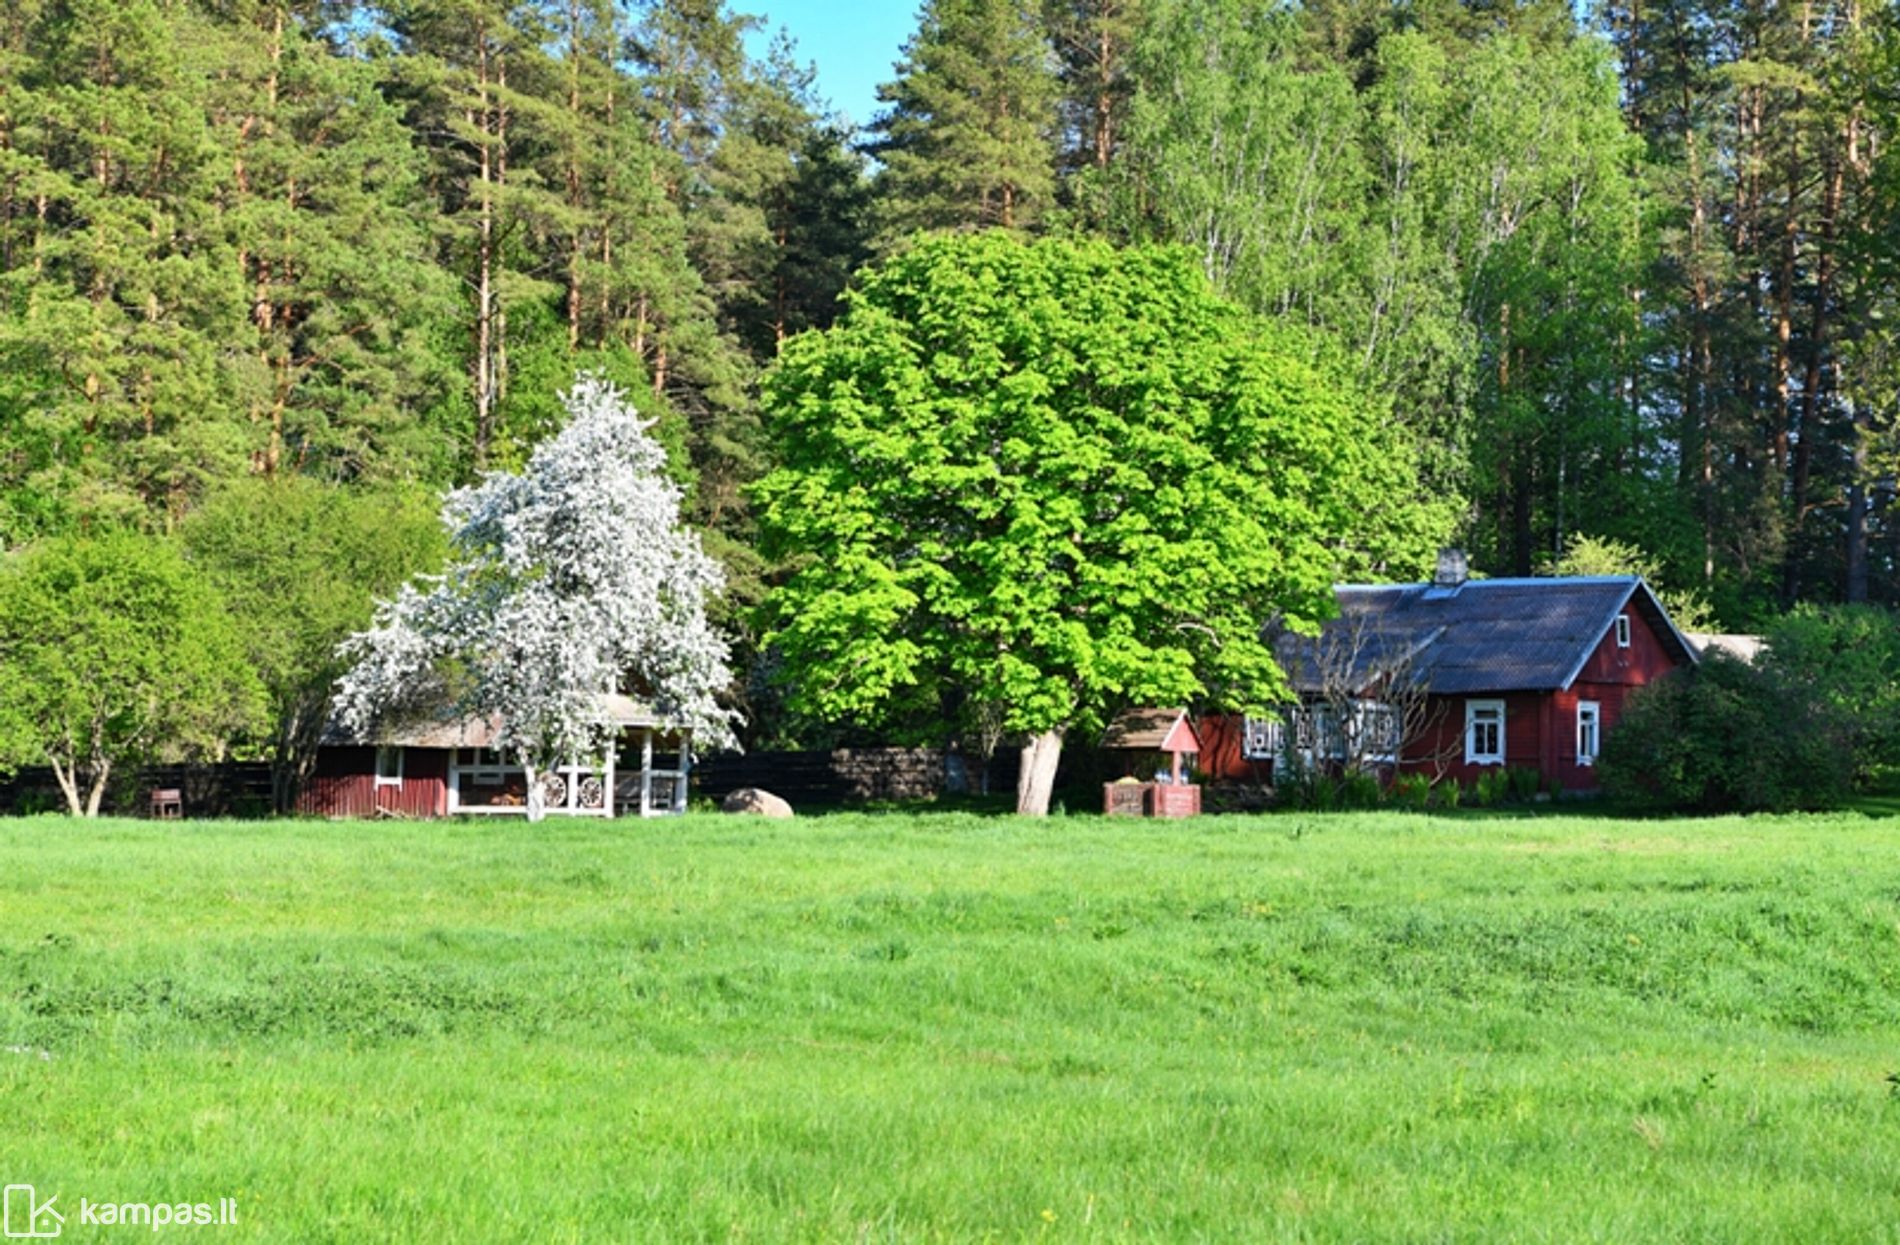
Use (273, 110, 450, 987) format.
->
(3, 808, 1900, 1241)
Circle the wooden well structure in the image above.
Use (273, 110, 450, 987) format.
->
(1101, 706, 1203, 818)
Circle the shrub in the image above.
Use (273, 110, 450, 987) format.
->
(1507, 766, 1541, 803)
(1599, 653, 1854, 812)
(1434, 779, 1462, 809)
(1338, 769, 1383, 809)
(1472, 769, 1510, 807)
(1390, 772, 1433, 808)
(1758, 605, 1900, 783)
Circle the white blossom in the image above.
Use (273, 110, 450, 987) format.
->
(337, 374, 737, 816)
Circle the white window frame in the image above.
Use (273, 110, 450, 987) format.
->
(1240, 715, 1281, 761)
(1314, 706, 1347, 762)
(374, 745, 404, 788)
(459, 746, 510, 786)
(1351, 701, 1400, 764)
(1465, 699, 1505, 766)
(1615, 613, 1631, 648)
(1576, 700, 1600, 767)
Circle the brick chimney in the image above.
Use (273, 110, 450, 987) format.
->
(1433, 547, 1469, 588)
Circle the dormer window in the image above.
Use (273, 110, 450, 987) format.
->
(1615, 613, 1631, 648)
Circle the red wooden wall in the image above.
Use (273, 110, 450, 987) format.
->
(299, 747, 449, 818)
(1196, 596, 1690, 792)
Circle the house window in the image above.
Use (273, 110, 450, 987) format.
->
(374, 745, 404, 787)
(1615, 613, 1632, 648)
(1465, 700, 1505, 766)
(1350, 702, 1400, 763)
(1576, 701, 1601, 766)
(458, 747, 511, 786)
(1314, 707, 1347, 761)
(1241, 715, 1281, 761)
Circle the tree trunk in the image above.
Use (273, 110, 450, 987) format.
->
(85, 757, 110, 818)
(1015, 728, 1063, 816)
(523, 757, 545, 823)
(49, 756, 84, 818)
(472, 27, 496, 470)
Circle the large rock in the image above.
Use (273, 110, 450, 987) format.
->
(721, 787, 794, 818)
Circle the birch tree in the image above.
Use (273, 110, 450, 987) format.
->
(336, 373, 736, 820)
(0, 531, 261, 817)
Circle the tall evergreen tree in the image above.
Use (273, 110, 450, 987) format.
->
(866, 0, 1060, 243)
(213, 0, 456, 482)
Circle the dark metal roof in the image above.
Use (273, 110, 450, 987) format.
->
(1276, 576, 1698, 696)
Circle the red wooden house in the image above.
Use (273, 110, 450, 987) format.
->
(1198, 551, 1699, 793)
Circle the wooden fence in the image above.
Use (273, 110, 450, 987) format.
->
(0, 762, 274, 817)
(694, 748, 1018, 807)
(0, 750, 1019, 816)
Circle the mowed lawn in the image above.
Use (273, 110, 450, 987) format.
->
(3, 810, 1900, 1242)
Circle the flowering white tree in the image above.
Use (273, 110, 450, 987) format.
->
(336, 374, 737, 820)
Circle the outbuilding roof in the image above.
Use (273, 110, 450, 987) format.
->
(1102, 707, 1202, 753)
(324, 693, 674, 748)
(1277, 576, 1698, 696)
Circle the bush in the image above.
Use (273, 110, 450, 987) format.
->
(1472, 769, 1510, 807)
(1338, 769, 1383, 809)
(1389, 772, 1433, 808)
(1599, 653, 1855, 812)
(1758, 605, 1900, 783)
(1507, 766, 1541, 803)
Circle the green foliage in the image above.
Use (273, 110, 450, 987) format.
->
(1113, 6, 1647, 577)
(1472, 768, 1510, 808)
(183, 478, 445, 811)
(867, 0, 1060, 242)
(0, 531, 261, 815)
(1337, 768, 1383, 809)
(1599, 654, 1856, 813)
(1507, 766, 1542, 803)
(1548, 533, 1715, 632)
(757, 232, 1447, 750)
(1758, 605, 1900, 782)
(1388, 771, 1433, 807)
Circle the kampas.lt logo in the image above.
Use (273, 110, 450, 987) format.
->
(2, 1186, 62, 1239)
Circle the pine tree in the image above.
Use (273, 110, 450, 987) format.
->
(212, 0, 457, 481)
(0, 0, 244, 527)
(866, 0, 1060, 243)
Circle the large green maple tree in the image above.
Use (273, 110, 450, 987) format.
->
(756, 232, 1445, 814)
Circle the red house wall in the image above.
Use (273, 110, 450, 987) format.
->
(1197, 596, 1690, 792)
(1549, 602, 1684, 791)
(1196, 714, 1274, 783)
(299, 746, 449, 818)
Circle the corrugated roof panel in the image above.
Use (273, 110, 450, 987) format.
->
(1276, 576, 1661, 694)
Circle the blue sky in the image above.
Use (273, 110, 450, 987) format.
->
(742, 2, 921, 134)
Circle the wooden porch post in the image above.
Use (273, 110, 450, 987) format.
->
(676, 733, 691, 814)
(603, 736, 616, 819)
(639, 729, 653, 818)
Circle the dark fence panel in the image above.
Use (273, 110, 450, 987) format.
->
(695, 748, 1018, 806)
(0, 762, 274, 817)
